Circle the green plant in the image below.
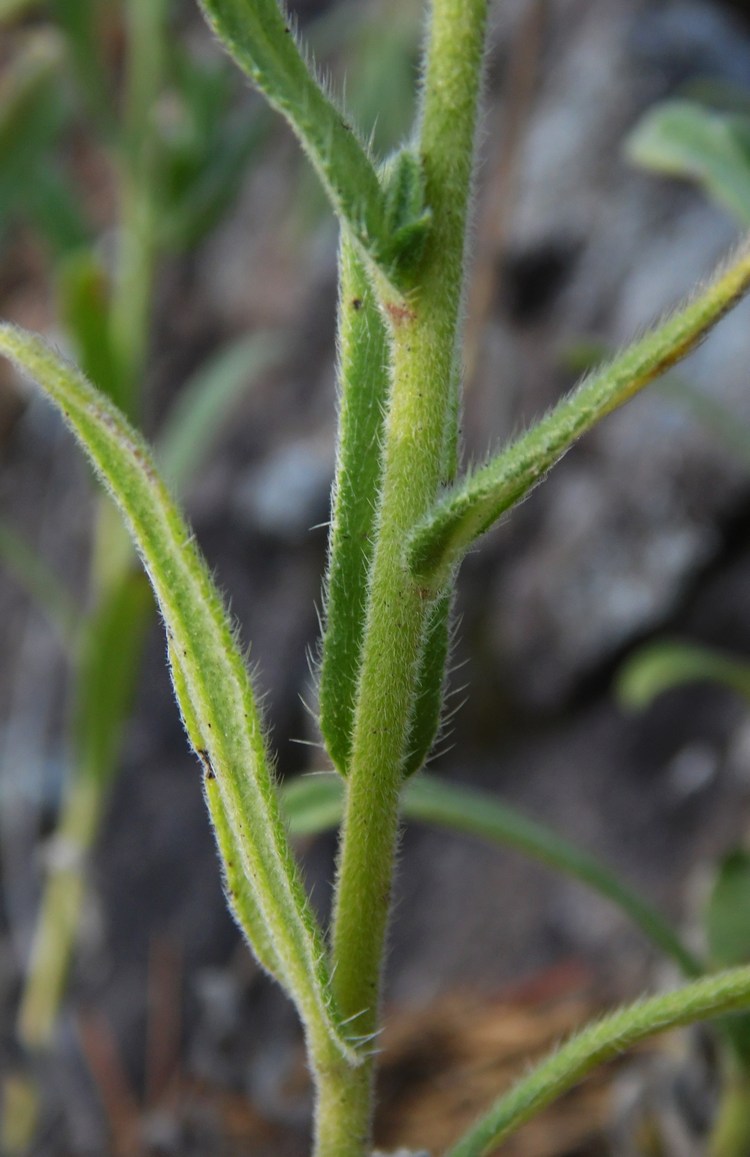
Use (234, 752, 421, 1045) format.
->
(623, 88, 750, 463)
(0, 0, 275, 1083)
(616, 642, 750, 1156)
(584, 80, 750, 1157)
(626, 94, 750, 229)
(5, 2, 750, 1154)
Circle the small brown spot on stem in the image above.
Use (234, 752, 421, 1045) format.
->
(384, 301, 416, 326)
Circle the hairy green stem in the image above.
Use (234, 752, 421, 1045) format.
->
(109, 0, 167, 417)
(409, 241, 750, 591)
(281, 772, 701, 977)
(710, 1062, 750, 1157)
(16, 772, 101, 1049)
(447, 966, 750, 1157)
(319, 4, 489, 1153)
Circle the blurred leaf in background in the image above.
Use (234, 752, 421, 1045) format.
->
(626, 98, 750, 227)
(0, 0, 284, 1103)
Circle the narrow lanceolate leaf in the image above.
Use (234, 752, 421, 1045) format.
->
(280, 772, 700, 977)
(57, 251, 120, 405)
(380, 146, 432, 275)
(168, 641, 286, 986)
(707, 851, 750, 971)
(617, 640, 750, 712)
(402, 590, 453, 778)
(408, 241, 750, 593)
(0, 325, 356, 1067)
(406, 776, 701, 975)
(446, 966, 750, 1157)
(198, 0, 409, 284)
(319, 235, 389, 775)
(281, 772, 345, 839)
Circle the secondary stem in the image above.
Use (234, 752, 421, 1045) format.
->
(109, 172, 155, 419)
(319, 4, 489, 1154)
(109, 0, 165, 419)
(16, 774, 102, 1048)
(710, 1060, 750, 1157)
(15, 0, 165, 1057)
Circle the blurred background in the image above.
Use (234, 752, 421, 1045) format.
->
(2, 0, 750, 1152)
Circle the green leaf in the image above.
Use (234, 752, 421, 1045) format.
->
(617, 640, 750, 711)
(319, 235, 389, 775)
(404, 775, 700, 975)
(283, 773, 345, 839)
(407, 241, 750, 593)
(280, 772, 700, 977)
(0, 28, 66, 182)
(380, 146, 432, 273)
(563, 350, 750, 471)
(53, 0, 114, 134)
(0, 323, 356, 1067)
(122, 0, 170, 173)
(0, 29, 86, 256)
(168, 639, 287, 986)
(305, 0, 420, 159)
(24, 166, 89, 259)
(196, 0, 409, 285)
(402, 589, 453, 777)
(445, 966, 750, 1157)
(56, 250, 120, 401)
(706, 851, 750, 1065)
(157, 333, 281, 493)
(626, 100, 750, 227)
(708, 851, 750, 971)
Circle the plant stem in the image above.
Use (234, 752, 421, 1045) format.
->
(710, 1062, 750, 1157)
(16, 773, 102, 1048)
(109, 173, 154, 419)
(15, 0, 165, 1058)
(447, 966, 750, 1157)
(320, 4, 489, 1153)
(109, 0, 166, 419)
(282, 772, 702, 978)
